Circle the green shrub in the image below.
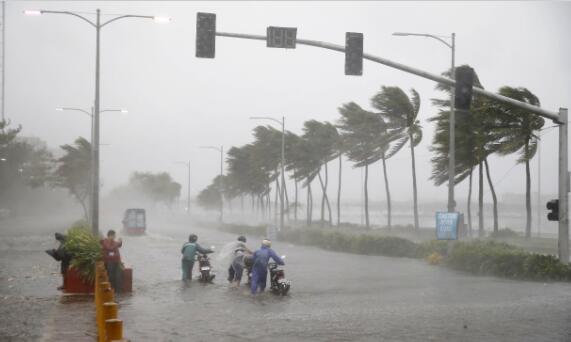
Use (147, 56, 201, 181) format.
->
(63, 223, 102, 282)
(446, 240, 571, 281)
(489, 228, 520, 239)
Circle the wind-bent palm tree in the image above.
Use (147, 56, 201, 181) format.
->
(301, 120, 339, 227)
(372, 86, 423, 230)
(489, 87, 545, 238)
(430, 65, 502, 236)
(338, 102, 390, 229)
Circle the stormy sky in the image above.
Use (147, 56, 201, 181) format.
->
(6, 1, 571, 207)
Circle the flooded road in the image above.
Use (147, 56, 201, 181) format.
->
(118, 219, 571, 342)
(2, 216, 571, 341)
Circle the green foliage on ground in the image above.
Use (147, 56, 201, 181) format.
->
(63, 221, 102, 282)
(220, 223, 571, 282)
(489, 228, 520, 239)
(446, 240, 571, 281)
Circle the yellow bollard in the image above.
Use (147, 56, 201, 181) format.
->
(105, 318, 123, 341)
(103, 302, 118, 321)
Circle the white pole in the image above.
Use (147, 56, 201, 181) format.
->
(558, 108, 569, 263)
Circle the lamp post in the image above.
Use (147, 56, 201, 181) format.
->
(174, 160, 191, 216)
(393, 32, 456, 213)
(250, 116, 285, 232)
(200, 145, 224, 223)
(26, 8, 170, 235)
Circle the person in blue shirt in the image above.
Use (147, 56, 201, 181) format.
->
(250, 239, 284, 295)
(181, 234, 213, 281)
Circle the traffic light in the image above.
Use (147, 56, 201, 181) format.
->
(345, 32, 363, 76)
(196, 12, 216, 58)
(547, 199, 559, 221)
(267, 26, 297, 49)
(454, 66, 474, 110)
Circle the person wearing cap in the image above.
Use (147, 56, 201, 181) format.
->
(227, 235, 252, 287)
(181, 234, 213, 281)
(250, 239, 284, 295)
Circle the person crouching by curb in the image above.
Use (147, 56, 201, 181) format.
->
(181, 234, 213, 281)
(250, 239, 284, 295)
(101, 230, 123, 293)
(45, 232, 72, 290)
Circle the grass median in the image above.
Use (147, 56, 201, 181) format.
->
(218, 223, 571, 282)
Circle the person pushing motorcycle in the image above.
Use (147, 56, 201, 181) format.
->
(250, 239, 284, 295)
(227, 235, 252, 287)
(181, 234, 213, 281)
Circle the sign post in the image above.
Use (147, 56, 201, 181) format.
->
(436, 212, 460, 240)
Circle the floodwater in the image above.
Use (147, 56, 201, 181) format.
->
(1, 216, 571, 341)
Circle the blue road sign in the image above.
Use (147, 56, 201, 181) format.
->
(436, 212, 459, 240)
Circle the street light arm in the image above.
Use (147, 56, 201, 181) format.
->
(199, 146, 222, 152)
(38, 10, 96, 27)
(393, 32, 452, 48)
(56, 107, 92, 117)
(249, 116, 281, 125)
(100, 14, 154, 28)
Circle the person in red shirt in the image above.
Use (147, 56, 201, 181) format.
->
(101, 230, 123, 293)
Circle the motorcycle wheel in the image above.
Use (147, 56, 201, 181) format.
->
(279, 282, 290, 296)
(201, 271, 209, 282)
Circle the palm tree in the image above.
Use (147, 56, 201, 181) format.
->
(372, 86, 423, 230)
(430, 65, 502, 236)
(489, 87, 544, 238)
(301, 120, 339, 227)
(53, 137, 91, 221)
(338, 102, 390, 229)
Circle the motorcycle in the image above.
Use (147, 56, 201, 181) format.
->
(268, 257, 290, 296)
(196, 246, 216, 283)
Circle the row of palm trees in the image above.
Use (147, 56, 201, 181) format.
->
(198, 65, 544, 236)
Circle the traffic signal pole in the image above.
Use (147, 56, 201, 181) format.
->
(213, 28, 569, 263)
(558, 108, 569, 263)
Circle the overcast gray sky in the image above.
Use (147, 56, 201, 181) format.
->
(6, 1, 571, 207)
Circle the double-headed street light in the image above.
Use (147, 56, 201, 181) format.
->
(199, 145, 224, 223)
(393, 32, 456, 214)
(250, 116, 286, 232)
(174, 160, 191, 216)
(26, 8, 170, 235)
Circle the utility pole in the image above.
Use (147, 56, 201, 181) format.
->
(558, 108, 569, 262)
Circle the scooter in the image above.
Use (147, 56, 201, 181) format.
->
(269, 256, 290, 296)
(197, 246, 216, 283)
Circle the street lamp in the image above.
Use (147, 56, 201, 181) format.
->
(393, 32, 456, 213)
(27, 8, 170, 235)
(249, 116, 286, 232)
(199, 145, 224, 223)
(174, 160, 191, 216)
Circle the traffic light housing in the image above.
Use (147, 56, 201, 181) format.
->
(267, 26, 297, 49)
(454, 66, 474, 110)
(345, 32, 363, 76)
(196, 12, 216, 58)
(547, 199, 559, 221)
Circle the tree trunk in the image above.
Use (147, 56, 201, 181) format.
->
(381, 156, 392, 230)
(319, 166, 325, 226)
(294, 176, 298, 223)
(478, 161, 484, 237)
(274, 177, 279, 226)
(484, 158, 499, 232)
(337, 155, 342, 226)
(525, 141, 532, 238)
(325, 162, 332, 226)
(410, 135, 419, 230)
(283, 177, 290, 222)
(364, 163, 370, 229)
(467, 169, 473, 237)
